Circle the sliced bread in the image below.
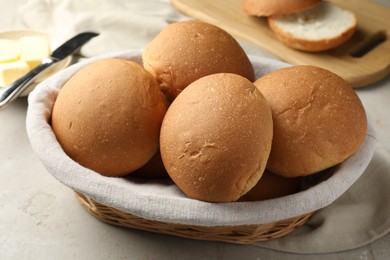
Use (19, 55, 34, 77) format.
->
(243, 0, 321, 17)
(268, 1, 357, 52)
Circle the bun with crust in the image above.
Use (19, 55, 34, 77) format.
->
(243, 0, 321, 17)
(254, 65, 367, 177)
(51, 59, 168, 177)
(132, 151, 169, 179)
(142, 20, 255, 101)
(160, 73, 273, 202)
(268, 2, 357, 52)
(240, 170, 302, 201)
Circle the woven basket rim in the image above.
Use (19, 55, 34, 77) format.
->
(74, 191, 314, 244)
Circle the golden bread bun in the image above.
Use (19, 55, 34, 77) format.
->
(131, 150, 169, 179)
(240, 170, 302, 201)
(51, 59, 168, 177)
(243, 0, 321, 17)
(268, 2, 357, 52)
(254, 65, 367, 177)
(142, 20, 255, 101)
(160, 73, 273, 202)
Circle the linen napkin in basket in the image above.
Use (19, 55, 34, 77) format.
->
(257, 146, 390, 254)
(20, 0, 390, 254)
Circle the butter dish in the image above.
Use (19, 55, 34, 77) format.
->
(0, 30, 73, 97)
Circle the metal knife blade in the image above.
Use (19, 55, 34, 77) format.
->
(0, 31, 99, 109)
(51, 32, 99, 60)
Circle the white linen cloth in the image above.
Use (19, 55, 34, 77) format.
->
(18, 0, 186, 57)
(20, 0, 390, 254)
(17, 0, 275, 58)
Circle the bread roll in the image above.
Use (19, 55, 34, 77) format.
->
(142, 20, 255, 101)
(160, 73, 273, 202)
(254, 65, 367, 177)
(131, 150, 169, 179)
(240, 170, 302, 201)
(51, 59, 168, 177)
(243, 0, 321, 17)
(268, 2, 357, 52)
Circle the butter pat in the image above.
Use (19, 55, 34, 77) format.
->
(0, 60, 30, 86)
(0, 39, 20, 63)
(0, 35, 51, 87)
(20, 36, 50, 69)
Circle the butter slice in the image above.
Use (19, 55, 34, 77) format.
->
(0, 60, 30, 86)
(20, 36, 50, 69)
(0, 39, 20, 63)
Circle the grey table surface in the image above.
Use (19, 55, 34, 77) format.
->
(1, 1, 389, 259)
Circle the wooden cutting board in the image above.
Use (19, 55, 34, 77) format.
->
(171, 0, 390, 88)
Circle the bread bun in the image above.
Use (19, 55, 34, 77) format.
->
(51, 59, 168, 177)
(142, 20, 255, 101)
(240, 170, 302, 201)
(268, 2, 357, 52)
(254, 65, 367, 177)
(243, 0, 321, 17)
(131, 150, 169, 179)
(160, 73, 273, 202)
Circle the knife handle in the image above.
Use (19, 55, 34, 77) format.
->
(0, 58, 56, 109)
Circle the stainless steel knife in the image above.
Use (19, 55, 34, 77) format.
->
(0, 32, 99, 109)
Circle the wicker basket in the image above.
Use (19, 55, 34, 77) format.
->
(75, 191, 314, 244)
(26, 50, 376, 246)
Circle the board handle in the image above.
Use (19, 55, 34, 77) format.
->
(349, 30, 387, 58)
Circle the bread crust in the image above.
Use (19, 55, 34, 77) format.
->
(142, 20, 255, 101)
(243, 0, 321, 17)
(268, 20, 356, 52)
(240, 171, 302, 201)
(51, 59, 168, 177)
(254, 65, 367, 177)
(160, 73, 273, 202)
(268, 2, 357, 52)
(131, 150, 169, 178)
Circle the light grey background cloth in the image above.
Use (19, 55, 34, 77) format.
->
(20, 0, 390, 254)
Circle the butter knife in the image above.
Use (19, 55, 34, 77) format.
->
(0, 32, 99, 109)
